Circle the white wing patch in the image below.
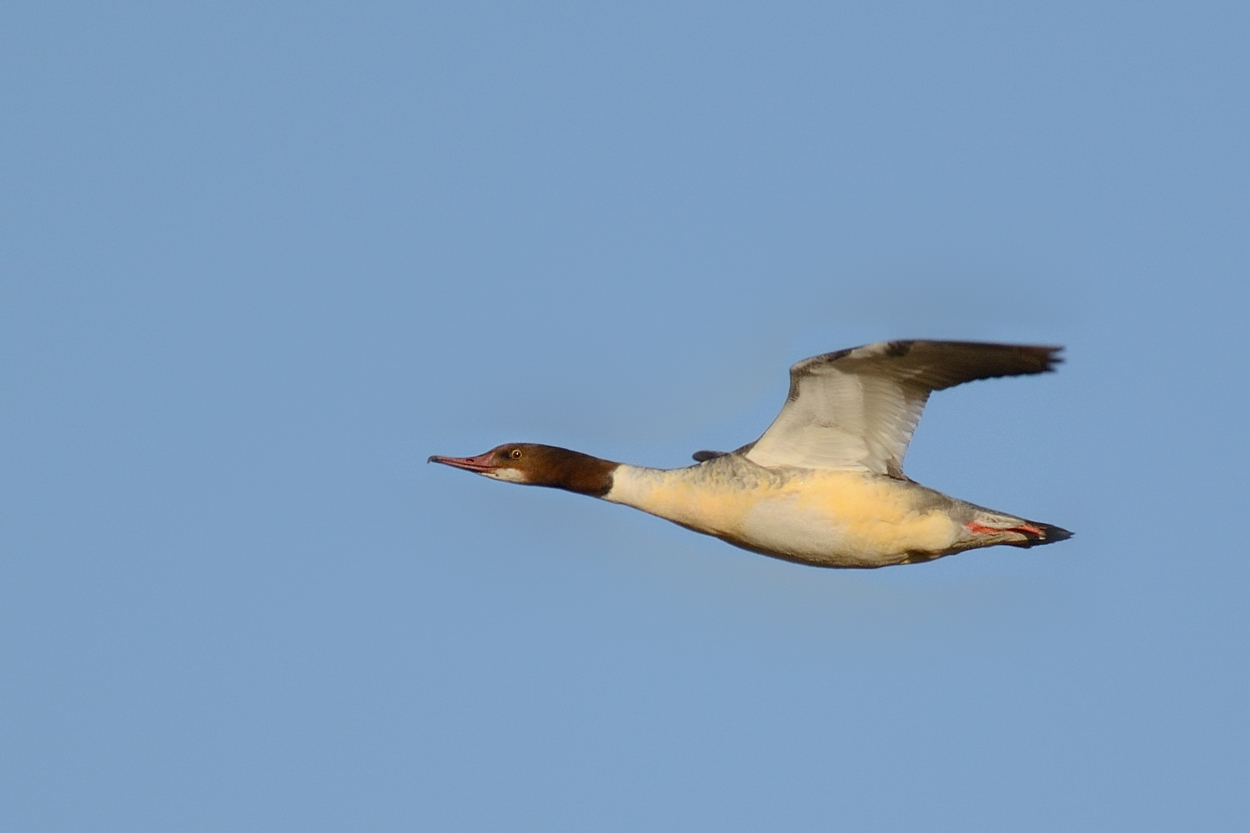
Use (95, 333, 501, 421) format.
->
(744, 341, 1060, 475)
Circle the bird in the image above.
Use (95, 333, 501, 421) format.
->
(430, 340, 1072, 568)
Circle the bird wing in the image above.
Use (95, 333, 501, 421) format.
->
(743, 340, 1061, 476)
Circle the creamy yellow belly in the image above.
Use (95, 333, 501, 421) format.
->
(605, 462, 963, 568)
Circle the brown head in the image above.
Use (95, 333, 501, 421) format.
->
(428, 443, 618, 497)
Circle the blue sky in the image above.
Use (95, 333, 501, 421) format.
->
(2, 2, 1248, 830)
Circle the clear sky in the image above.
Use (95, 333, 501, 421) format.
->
(2, 2, 1248, 830)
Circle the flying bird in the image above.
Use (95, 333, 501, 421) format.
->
(430, 340, 1072, 568)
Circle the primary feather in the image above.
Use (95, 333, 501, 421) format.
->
(744, 341, 1061, 477)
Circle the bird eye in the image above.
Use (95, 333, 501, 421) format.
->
(510, 448, 522, 459)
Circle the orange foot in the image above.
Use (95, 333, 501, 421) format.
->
(966, 521, 1044, 536)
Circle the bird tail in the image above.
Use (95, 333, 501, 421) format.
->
(964, 515, 1073, 548)
(1012, 521, 1073, 548)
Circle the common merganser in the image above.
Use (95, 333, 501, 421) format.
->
(430, 340, 1072, 568)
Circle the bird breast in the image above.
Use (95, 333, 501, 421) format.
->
(605, 457, 962, 566)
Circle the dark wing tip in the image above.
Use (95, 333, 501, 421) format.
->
(785, 340, 1066, 398)
(905, 341, 1065, 387)
(1006, 343, 1064, 375)
(1039, 345, 1064, 370)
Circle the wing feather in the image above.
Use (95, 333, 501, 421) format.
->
(743, 340, 1061, 475)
